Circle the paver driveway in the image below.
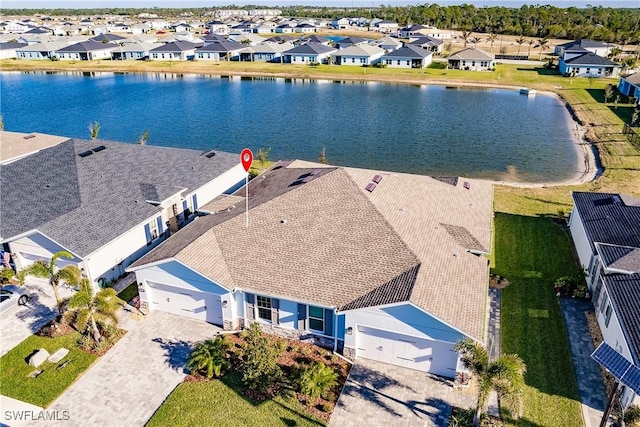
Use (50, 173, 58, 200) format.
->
(330, 358, 476, 427)
(17, 310, 221, 427)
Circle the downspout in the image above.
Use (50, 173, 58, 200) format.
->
(333, 308, 338, 353)
(234, 287, 246, 328)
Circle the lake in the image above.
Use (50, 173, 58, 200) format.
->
(0, 71, 581, 183)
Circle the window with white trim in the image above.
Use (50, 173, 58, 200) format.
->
(309, 305, 324, 332)
(257, 296, 272, 321)
(148, 219, 159, 239)
(604, 303, 613, 327)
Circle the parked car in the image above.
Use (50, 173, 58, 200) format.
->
(0, 285, 29, 315)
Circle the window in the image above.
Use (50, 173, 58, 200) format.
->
(604, 303, 613, 327)
(586, 68, 591, 74)
(600, 291, 609, 314)
(309, 305, 324, 332)
(257, 296, 272, 321)
(148, 219, 159, 240)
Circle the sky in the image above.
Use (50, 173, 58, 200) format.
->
(1, 0, 638, 8)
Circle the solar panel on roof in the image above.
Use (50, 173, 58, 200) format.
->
(365, 182, 377, 192)
(372, 174, 383, 184)
(205, 151, 216, 158)
(591, 343, 640, 394)
(92, 145, 106, 153)
(78, 150, 93, 158)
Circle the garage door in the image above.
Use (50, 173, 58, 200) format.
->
(147, 281, 223, 326)
(355, 326, 458, 378)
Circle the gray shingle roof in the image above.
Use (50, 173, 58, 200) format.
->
(285, 42, 336, 55)
(448, 47, 494, 61)
(150, 41, 200, 52)
(558, 39, 611, 49)
(57, 41, 118, 53)
(564, 52, 619, 67)
(0, 139, 239, 257)
(572, 192, 640, 252)
(196, 40, 243, 53)
(382, 45, 431, 59)
(605, 273, 640, 364)
(622, 72, 640, 85)
(597, 243, 640, 273)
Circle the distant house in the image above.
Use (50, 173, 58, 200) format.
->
(89, 33, 127, 44)
(332, 18, 350, 30)
(375, 36, 403, 52)
(568, 192, 640, 409)
(374, 20, 399, 34)
(275, 23, 296, 34)
(283, 42, 337, 64)
(56, 41, 118, 60)
(335, 36, 368, 50)
(295, 23, 317, 34)
(554, 39, 614, 58)
(558, 52, 620, 78)
(239, 41, 294, 62)
(447, 48, 495, 71)
(111, 42, 163, 60)
(16, 41, 70, 60)
(207, 20, 229, 35)
(0, 137, 246, 288)
(408, 36, 444, 54)
(195, 40, 244, 61)
(149, 41, 199, 61)
(0, 42, 28, 59)
(381, 45, 433, 68)
(618, 73, 640, 99)
(334, 44, 384, 66)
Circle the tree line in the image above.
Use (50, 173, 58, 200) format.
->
(3, 4, 640, 43)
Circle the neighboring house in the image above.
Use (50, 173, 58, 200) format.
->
(0, 137, 246, 289)
(55, 41, 118, 60)
(111, 42, 163, 60)
(130, 23, 151, 35)
(16, 41, 70, 60)
(88, 33, 128, 44)
(149, 41, 199, 61)
(295, 23, 317, 33)
(239, 41, 294, 62)
(568, 192, 640, 409)
(208, 20, 229, 35)
(333, 44, 384, 66)
(0, 42, 28, 59)
(332, 18, 351, 30)
(302, 35, 331, 45)
(447, 48, 495, 71)
(335, 36, 367, 50)
(283, 42, 337, 64)
(408, 35, 444, 54)
(554, 39, 614, 58)
(375, 36, 403, 52)
(374, 20, 399, 34)
(128, 161, 493, 379)
(558, 52, 620, 78)
(398, 24, 451, 39)
(195, 40, 244, 61)
(618, 73, 640, 98)
(381, 45, 433, 68)
(228, 33, 264, 46)
(275, 23, 296, 34)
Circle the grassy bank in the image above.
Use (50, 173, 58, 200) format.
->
(493, 213, 582, 427)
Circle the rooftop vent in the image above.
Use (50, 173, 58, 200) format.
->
(365, 182, 377, 192)
(78, 150, 93, 158)
(205, 151, 216, 158)
(463, 181, 470, 190)
(92, 145, 106, 153)
(372, 174, 383, 184)
(23, 134, 36, 140)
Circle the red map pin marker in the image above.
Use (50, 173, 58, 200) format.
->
(240, 148, 253, 172)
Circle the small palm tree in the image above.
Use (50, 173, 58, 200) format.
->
(137, 129, 149, 145)
(299, 362, 338, 400)
(17, 250, 81, 308)
(472, 37, 482, 48)
(256, 146, 271, 170)
(318, 146, 328, 164)
(460, 31, 473, 48)
(486, 33, 498, 53)
(455, 337, 526, 427)
(88, 120, 100, 140)
(515, 36, 526, 56)
(67, 278, 121, 343)
(526, 39, 535, 58)
(187, 335, 232, 379)
(535, 37, 549, 61)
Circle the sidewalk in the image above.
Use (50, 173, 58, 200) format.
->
(561, 299, 607, 427)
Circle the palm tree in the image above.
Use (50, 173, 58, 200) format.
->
(187, 335, 232, 379)
(460, 30, 473, 48)
(318, 146, 328, 164)
(515, 36, 526, 56)
(88, 120, 100, 140)
(137, 129, 149, 145)
(67, 278, 121, 343)
(535, 37, 549, 61)
(299, 361, 338, 400)
(486, 33, 498, 53)
(17, 250, 81, 308)
(526, 39, 535, 58)
(472, 36, 482, 49)
(455, 337, 526, 427)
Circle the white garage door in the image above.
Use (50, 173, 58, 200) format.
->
(356, 326, 458, 378)
(147, 281, 223, 326)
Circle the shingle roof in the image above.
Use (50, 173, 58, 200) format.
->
(337, 36, 367, 46)
(57, 41, 118, 52)
(409, 35, 443, 46)
(597, 243, 640, 274)
(621, 72, 640, 85)
(448, 47, 494, 61)
(564, 52, 619, 67)
(336, 44, 384, 57)
(558, 39, 611, 49)
(0, 42, 28, 50)
(383, 45, 431, 59)
(0, 139, 239, 257)
(285, 42, 336, 55)
(196, 40, 243, 53)
(89, 33, 127, 42)
(150, 41, 199, 52)
(605, 273, 640, 364)
(572, 192, 640, 252)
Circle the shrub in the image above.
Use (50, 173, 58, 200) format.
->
(624, 405, 640, 426)
(321, 403, 332, 413)
(298, 362, 338, 400)
(274, 338, 287, 354)
(187, 335, 232, 379)
(242, 323, 281, 391)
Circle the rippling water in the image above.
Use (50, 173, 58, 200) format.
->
(0, 71, 581, 182)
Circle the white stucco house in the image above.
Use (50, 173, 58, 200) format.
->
(283, 42, 337, 64)
(0, 136, 246, 290)
(447, 48, 495, 71)
(55, 41, 118, 60)
(568, 191, 640, 408)
(128, 161, 493, 378)
(618, 73, 640, 99)
(16, 41, 71, 60)
(333, 44, 384, 66)
(558, 50, 620, 78)
(381, 45, 433, 68)
(554, 39, 614, 58)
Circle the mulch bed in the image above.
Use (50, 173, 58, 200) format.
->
(489, 274, 510, 289)
(584, 310, 616, 395)
(35, 317, 126, 357)
(218, 332, 351, 422)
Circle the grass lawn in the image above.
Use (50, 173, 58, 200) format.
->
(146, 371, 325, 427)
(116, 282, 138, 303)
(493, 213, 582, 427)
(0, 332, 97, 407)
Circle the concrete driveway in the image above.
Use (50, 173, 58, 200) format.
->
(330, 358, 476, 427)
(3, 310, 221, 427)
(0, 279, 72, 357)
